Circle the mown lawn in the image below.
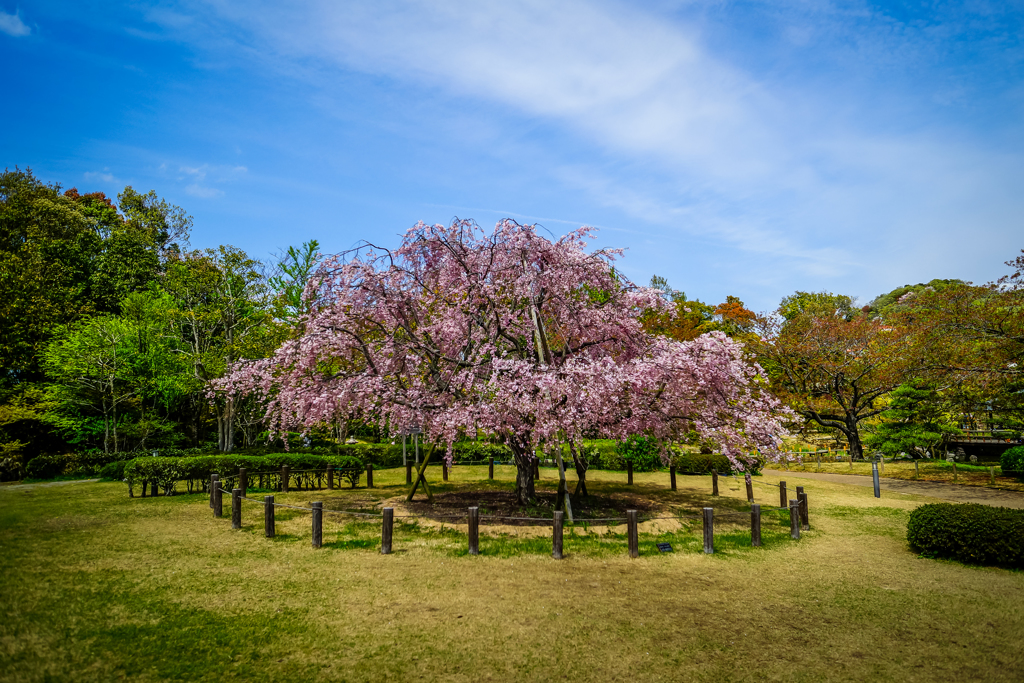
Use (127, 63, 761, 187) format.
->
(0, 466, 1022, 682)
(776, 457, 1024, 490)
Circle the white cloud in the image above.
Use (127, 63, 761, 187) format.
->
(0, 9, 30, 37)
(185, 183, 224, 198)
(83, 170, 119, 184)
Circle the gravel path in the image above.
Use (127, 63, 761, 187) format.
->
(763, 469, 1024, 509)
(0, 479, 100, 492)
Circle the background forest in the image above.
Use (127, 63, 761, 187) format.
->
(2, 168, 1021, 480)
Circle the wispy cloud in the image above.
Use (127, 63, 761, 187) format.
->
(83, 169, 120, 184)
(0, 8, 30, 37)
(185, 183, 224, 198)
(177, 163, 247, 199)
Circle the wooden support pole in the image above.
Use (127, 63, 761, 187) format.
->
(468, 506, 479, 555)
(213, 479, 223, 518)
(751, 504, 762, 547)
(488, 457, 494, 480)
(816, 453, 821, 471)
(231, 488, 241, 529)
(712, 469, 719, 496)
(239, 468, 247, 495)
(797, 487, 809, 530)
(442, 462, 448, 482)
(914, 461, 919, 479)
(406, 462, 413, 485)
(627, 460, 633, 485)
(327, 465, 334, 490)
(282, 466, 290, 493)
(209, 474, 217, 508)
(745, 473, 754, 503)
(406, 442, 437, 502)
(789, 500, 800, 539)
(627, 509, 639, 558)
(366, 464, 374, 488)
(552, 510, 564, 559)
(151, 481, 159, 497)
(991, 467, 996, 485)
(670, 466, 677, 491)
(953, 461, 958, 484)
(381, 508, 394, 555)
(264, 495, 275, 538)
(702, 507, 714, 554)
(779, 480, 787, 508)
(311, 501, 323, 548)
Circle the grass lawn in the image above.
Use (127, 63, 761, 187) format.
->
(1, 466, 1022, 682)
(776, 457, 1024, 491)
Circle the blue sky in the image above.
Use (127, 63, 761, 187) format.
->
(3, 1, 1022, 311)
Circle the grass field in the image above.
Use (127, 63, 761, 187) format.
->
(1, 466, 1022, 682)
(777, 457, 1024, 491)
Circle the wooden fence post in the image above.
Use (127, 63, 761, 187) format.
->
(311, 502, 323, 548)
(231, 488, 241, 529)
(488, 457, 494, 480)
(797, 487, 809, 530)
(751, 504, 761, 547)
(366, 464, 374, 488)
(442, 462, 448, 482)
(552, 510, 564, 559)
(406, 462, 413, 485)
(816, 453, 821, 471)
(627, 510, 639, 558)
(264, 495, 275, 538)
(282, 465, 290, 493)
(991, 467, 996, 485)
(745, 473, 754, 503)
(702, 507, 714, 554)
(712, 469, 719, 496)
(789, 500, 800, 539)
(779, 480, 787, 508)
(381, 508, 394, 555)
(209, 474, 218, 508)
(239, 468, 247, 495)
(327, 466, 334, 490)
(213, 478, 223, 518)
(468, 507, 479, 555)
(627, 460, 633, 485)
(670, 466, 677, 491)
(151, 481, 159, 497)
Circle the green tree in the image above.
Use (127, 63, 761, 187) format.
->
(269, 239, 320, 324)
(779, 291, 856, 321)
(864, 384, 961, 457)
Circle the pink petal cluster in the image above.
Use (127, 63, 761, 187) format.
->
(216, 220, 789, 476)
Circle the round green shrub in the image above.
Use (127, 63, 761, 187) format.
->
(669, 450, 763, 475)
(615, 436, 662, 472)
(99, 460, 127, 481)
(1000, 445, 1024, 473)
(907, 503, 1024, 568)
(25, 455, 64, 480)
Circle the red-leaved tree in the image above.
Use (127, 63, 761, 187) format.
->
(219, 220, 790, 503)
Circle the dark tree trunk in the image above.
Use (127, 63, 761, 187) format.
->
(503, 431, 536, 504)
(570, 441, 588, 498)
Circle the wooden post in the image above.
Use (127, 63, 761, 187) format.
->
(238, 468, 247, 495)
(231, 488, 241, 529)
(406, 442, 437, 502)
(406, 462, 413, 485)
(745, 473, 754, 503)
(282, 465, 290, 493)
(209, 474, 217, 508)
(311, 501, 323, 548)
(442, 462, 448, 482)
(627, 460, 633, 485)
(552, 510, 564, 559)
(789, 500, 800, 539)
(914, 460, 919, 479)
(751, 504, 762, 547)
(849, 453, 853, 469)
(991, 467, 996, 485)
(468, 507, 479, 555)
(670, 466, 677, 491)
(797, 487, 809, 530)
(953, 461, 958, 484)
(264, 495, 275, 538)
(712, 469, 719, 496)
(779, 481, 787, 508)
(627, 510, 639, 558)
(381, 507, 394, 555)
(702, 507, 714, 554)
(151, 481, 159, 497)
(816, 453, 821, 472)
(872, 461, 880, 498)
(488, 457, 494, 480)
(327, 465, 334, 490)
(213, 479, 223, 518)
(366, 463, 374, 488)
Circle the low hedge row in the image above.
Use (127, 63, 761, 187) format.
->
(907, 503, 1024, 568)
(25, 451, 137, 480)
(123, 453, 364, 496)
(668, 451, 764, 475)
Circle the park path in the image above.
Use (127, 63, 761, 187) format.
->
(0, 478, 99, 492)
(762, 469, 1024, 509)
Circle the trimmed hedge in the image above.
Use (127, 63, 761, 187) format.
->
(669, 451, 764, 475)
(907, 503, 1024, 568)
(25, 451, 138, 480)
(123, 453, 365, 496)
(1000, 445, 1024, 474)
